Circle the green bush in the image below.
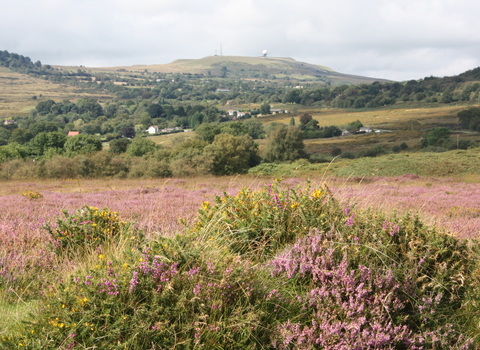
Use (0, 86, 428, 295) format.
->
(192, 181, 343, 259)
(44, 206, 135, 258)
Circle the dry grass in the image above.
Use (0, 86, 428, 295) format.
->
(147, 131, 196, 147)
(267, 105, 467, 127)
(0, 70, 112, 118)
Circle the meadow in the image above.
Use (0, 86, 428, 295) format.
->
(1, 174, 479, 348)
(0, 68, 111, 118)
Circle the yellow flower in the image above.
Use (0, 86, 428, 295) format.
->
(311, 189, 322, 198)
(290, 202, 299, 209)
(202, 201, 210, 210)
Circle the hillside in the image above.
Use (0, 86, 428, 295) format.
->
(81, 55, 388, 85)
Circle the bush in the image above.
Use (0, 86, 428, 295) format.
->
(340, 151, 356, 159)
(44, 205, 134, 258)
(192, 181, 343, 259)
(127, 157, 171, 178)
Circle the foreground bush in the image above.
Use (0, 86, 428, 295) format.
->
(2, 182, 479, 349)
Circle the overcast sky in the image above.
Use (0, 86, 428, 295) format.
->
(2, 0, 480, 81)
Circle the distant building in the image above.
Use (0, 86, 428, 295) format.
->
(3, 119, 15, 125)
(341, 129, 350, 136)
(161, 127, 182, 133)
(67, 131, 80, 136)
(216, 88, 230, 92)
(359, 127, 373, 133)
(271, 109, 287, 114)
(147, 126, 159, 134)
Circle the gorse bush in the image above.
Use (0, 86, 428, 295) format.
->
(44, 206, 135, 258)
(193, 180, 344, 259)
(2, 181, 480, 349)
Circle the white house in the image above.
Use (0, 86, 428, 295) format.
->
(359, 127, 373, 133)
(147, 126, 159, 134)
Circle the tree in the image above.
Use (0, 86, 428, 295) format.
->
(9, 128, 32, 144)
(28, 121, 59, 136)
(0, 127, 10, 146)
(260, 102, 271, 115)
(126, 137, 157, 157)
(346, 120, 363, 133)
(121, 126, 136, 139)
(28, 131, 66, 156)
(64, 134, 102, 157)
(264, 125, 306, 163)
(81, 124, 101, 135)
(0, 142, 27, 163)
(283, 89, 302, 104)
(195, 123, 221, 143)
(320, 125, 342, 138)
(421, 127, 451, 148)
(242, 118, 265, 139)
(148, 103, 164, 119)
(35, 100, 56, 115)
(219, 121, 248, 137)
(104, 104, 118, 118)
(204, 133, 260, 175)
(109, 138, 131, 154)
(299, 112, 312, 126)
(457, 107, 480, 130)
(76, 98, 103, 118)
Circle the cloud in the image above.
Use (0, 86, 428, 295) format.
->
(1, 0, 480, 80)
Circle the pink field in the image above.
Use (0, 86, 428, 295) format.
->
(1, 176, 478, 288)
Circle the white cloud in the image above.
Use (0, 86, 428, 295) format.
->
(2, 0, 480, 80)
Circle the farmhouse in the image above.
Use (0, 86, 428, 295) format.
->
(161, 127, 183, 133)
(3, 119, 15, 125)
(147, 126, 159, 134)
(67, 131, 80, 136)
(359, 127, 373, 133)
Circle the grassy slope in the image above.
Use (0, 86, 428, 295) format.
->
(0, 68, 112, 118)
(249, 148, 480, 179)
(261, 105, 479, 155)
(81, 55, 385, 84)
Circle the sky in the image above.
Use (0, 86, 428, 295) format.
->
(2, 0, 480, 82)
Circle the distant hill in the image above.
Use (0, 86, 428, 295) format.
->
(85, 56, 389, 85)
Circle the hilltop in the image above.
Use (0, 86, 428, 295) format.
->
(78, 55, 388, 85)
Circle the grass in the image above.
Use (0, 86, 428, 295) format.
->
(267, 104, 467, 128)
(0, 70, 112, 118)
(0, 297, 38, 333)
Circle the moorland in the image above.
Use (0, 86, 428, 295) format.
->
(1, 50, 480, 348)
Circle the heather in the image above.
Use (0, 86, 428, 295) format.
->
(1, 178, 480, 349)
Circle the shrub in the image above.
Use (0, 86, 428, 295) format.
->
(192, 181, 343, 259)
(127, 158, 171, 178)
(340, 151, 356, 159)
(44, 205, 134, 258)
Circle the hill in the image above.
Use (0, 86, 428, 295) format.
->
(81, 55, 389, 85)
